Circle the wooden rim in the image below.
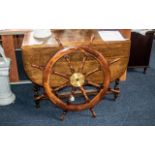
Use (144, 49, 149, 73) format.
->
(43, 46, 110, 111)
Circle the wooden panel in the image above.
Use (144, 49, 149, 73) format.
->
(14, 35, 24, 49)
(128, 31, 154, 67)
(119, 29, 131, 39)
(2, 35, 19, 82)
(119, 29, 131, 80)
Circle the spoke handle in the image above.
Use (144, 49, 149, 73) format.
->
(55, 36, 63, 49)
(89, 33, 95, 46)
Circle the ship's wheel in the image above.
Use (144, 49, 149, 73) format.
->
(43, 46, 110, 120)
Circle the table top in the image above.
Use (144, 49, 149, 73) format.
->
(0, 29, 31, 35)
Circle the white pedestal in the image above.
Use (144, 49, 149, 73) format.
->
(0, 93, 15, 106)
(0, 57, 16, 106)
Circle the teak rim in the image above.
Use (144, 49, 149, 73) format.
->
(43, 46, 111, 111)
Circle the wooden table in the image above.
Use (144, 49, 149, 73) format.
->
(0, 29, 131, 82)
(22, 29, 131, 85)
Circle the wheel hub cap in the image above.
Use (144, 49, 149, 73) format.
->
(70, 73, 85, 87)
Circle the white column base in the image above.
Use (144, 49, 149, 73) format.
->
(0, 93, 16, 106)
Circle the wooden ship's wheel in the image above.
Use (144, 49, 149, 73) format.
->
(26, 32, 123, 120)
(43, 46, 111, 120)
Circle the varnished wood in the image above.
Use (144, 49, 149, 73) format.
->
(128, 31, 155, 74)
(33, 88, 121, 100)
(53, 71, 69, 80)
(119, 29, 131, 81)
(60, 110, 68, 121)
(33, 84, 41, 108)
(22, 30, 130, 86)
(43, 46, 110, 111)
(14, 35, 24, 49)
(21, 29, 131, 118)
(79, 86, 90, 102)
(0, 29, 31, 35)
(87, 80, 101, 88)
(85, 68, 100, 77)
(54, 81, 69, 91)
(2, 35, 19, 82)
(114, 79, 120, 89)
(79, 55, 87, 73)
(119, 29, 131, 39)
(90, 108, 96, 118)
(0, 29, 130, 83)
(113, 79, 120, 100)
(0, 29, 31, 82)
(64, 55, 75, 73)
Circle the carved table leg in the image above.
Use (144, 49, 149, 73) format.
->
(114, 78, 120, 89)
(113, 79, 120, 101)
(33, 84, 41, 108)
(113, 88, 120, 101)
(60, 110, 68, 121)
(90, 108, 96, 118)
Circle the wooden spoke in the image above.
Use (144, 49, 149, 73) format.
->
(57, 89, 98, 98)
(108, 58, 121, 65)
(90, 108, 96, 118)
(54, 81, 69, 91)
(90, 34, 95, 44)
(34, 94, 47, 101)
(79, 55, 87, 73)
(55, 37, 63, 49)
(108, 88, 120, 94)
(64, 56, 74, 73)
(31, 64, 45, 70)
(53, 71, 69, 80)
(71, 86, 77, 95)
(79, 86, 90, 102)
(60, 110, 68, 121)
(30, 55, 45, 70)
(85, 68, 100, 77)
(87, 80, 101, 88)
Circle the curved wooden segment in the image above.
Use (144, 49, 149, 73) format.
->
(79, 86, 90, 102)
(31, 64, 45, 70)
(43, 46, 110, 111)
(64, 55, 75, 73)
(79, 55, 87, 73)
(85, 68, 100, 77)
(87, 80, 101, 88)
(53, 71, 69, 80)
(108, 58, 121, 65)
(54, 81, 69, 91)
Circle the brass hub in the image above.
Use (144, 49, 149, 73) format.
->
(70, 73, 85, 87)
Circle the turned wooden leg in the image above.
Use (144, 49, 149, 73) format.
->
(113, 79, 120, 101)
(60, 110, 68, 121)
(35, 100, 40, 109)
(144, 67, 147, 74)
(114, 79, 120, 89)
(33, 84, 41, 108)
(114, 88, 120, 101)
(90, 108, 96, 118)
